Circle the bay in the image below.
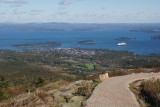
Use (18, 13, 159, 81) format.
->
(0, 29, 160, 55)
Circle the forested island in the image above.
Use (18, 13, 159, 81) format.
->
(12, 42, 61, 47)
(130, 29, 160, 33)
(151, 35, 160, 40)
(78, 40, 96, 44)
(114, 37, 136, 41)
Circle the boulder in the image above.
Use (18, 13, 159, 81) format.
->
(70, 96, 84, 102)
(99, 73, 109, 81)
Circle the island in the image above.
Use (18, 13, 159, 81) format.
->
(151, 35, 160, 40)
(12, 42, 61, 47)
(77, 40, 96, 44)
(115, 37, 136, 41)
(130, 29, 160, 33)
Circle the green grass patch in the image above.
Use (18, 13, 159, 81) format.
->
(86, 63, 95, 70)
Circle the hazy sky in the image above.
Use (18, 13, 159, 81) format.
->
(0, 0, 160, 23)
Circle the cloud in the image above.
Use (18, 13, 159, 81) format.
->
(0, 12, 6, 15)
(12, 9, 26, 15)
(59, 0, 71, 5)
(0, 9, 8, 15)
(29, 10, 44, 15)
(11, 9, 44, 16)
(56, 11, 69, 15)
(0, 0, 28, 6)
(58, 0, 82, 6)
(58, 0, 82, 13)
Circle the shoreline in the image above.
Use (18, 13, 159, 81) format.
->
(1, 47, 160, 55)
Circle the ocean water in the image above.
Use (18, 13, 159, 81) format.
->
(0, 29, 160, 55)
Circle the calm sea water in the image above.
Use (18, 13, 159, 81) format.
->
(0, 29, 160, 55)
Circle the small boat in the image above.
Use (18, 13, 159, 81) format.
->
(117, 42, 126, 46)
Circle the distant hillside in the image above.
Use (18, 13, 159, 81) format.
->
(0, 23, 160, 31)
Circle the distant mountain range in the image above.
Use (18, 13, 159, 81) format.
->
(0, 22, 160, 31)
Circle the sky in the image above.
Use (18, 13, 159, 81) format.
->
(0, 0, 160, 23)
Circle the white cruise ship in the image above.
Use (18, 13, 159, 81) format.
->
(117, 42, 126, 46)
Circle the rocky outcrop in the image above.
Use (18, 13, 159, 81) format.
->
(53, 80, 94, 107)
(0, 80, 94, 107)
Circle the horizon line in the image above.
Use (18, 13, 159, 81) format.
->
(0, 22, 160, 24)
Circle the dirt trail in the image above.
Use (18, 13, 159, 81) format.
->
(85, 72, 160, 107)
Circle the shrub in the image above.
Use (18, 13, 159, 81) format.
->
(140, 78, 160, 106)
(108, 70, 128, 77)
(32, 77, 45, 88)
(6, 85, 25, 97)
(0, 77, 10, 101)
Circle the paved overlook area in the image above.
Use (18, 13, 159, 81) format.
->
(86, 72, 160, 107)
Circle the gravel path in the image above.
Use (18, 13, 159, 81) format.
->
(85, 72, 160, 107)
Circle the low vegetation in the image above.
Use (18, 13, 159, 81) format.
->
(130, 78, 160, 107)
(0, 80, 95, 107)
(0, 48, 160, 106)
